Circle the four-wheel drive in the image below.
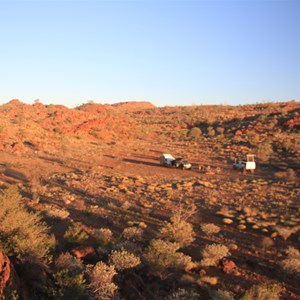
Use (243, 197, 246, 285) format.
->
(172, 157, 192, 170)
(159, 154, 192, 170)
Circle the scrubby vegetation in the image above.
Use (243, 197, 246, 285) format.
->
(108, 249, 141, 271)
(86, 262, 118, 300)
(200, 243, 230, 267)
(280, 247, 300, 275)
(241, 282, 283, 300)
(143, 239, 192, 279)
(0, 186, 51, 264)
(159, 215, 195, 248)
(0, 100, 299, 298)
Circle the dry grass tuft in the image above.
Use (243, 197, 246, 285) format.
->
(201, 223, 221, 235)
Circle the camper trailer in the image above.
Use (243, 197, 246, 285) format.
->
(160, 154, 175, 167)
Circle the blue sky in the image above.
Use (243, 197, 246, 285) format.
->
(0, 1, 299, 107)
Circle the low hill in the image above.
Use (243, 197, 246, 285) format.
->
(0, 99, 299, 299)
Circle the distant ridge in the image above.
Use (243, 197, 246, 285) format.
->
(111, 101, 155, 111)
(77, 101, 155, 113)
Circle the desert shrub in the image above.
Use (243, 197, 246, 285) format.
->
(188, 127, 202, 139)
(94, 228, 113, 246)
(216, 126, 225, 135)
(275, 169, 297, 181)
(282, 138, 293, 152)
(108, 249, 141, 271)
(257, 141, 273, 162)
(200, 244, 230, 267)
(280, 247, 300, 275)
(87, 261, 118, 300)
(96, 245, 112, 257)
(29, 175, 44, 203)
(286, 168, 297, 180)
(248, 132, 260, 146)
(0, 185, 51, 264)
(122, 227, 144, 241)
(257, 114, 267, 121)
(160, 216, 195, 248)
(112, 240, 141, 255)
(260, 237, 274, 251)
(201, 223, 220, 235)
(52, 268, 86, 300)
(121, 200, 131, 210)
(268, 120, 278, 129)
(50, 253, 86, 299)
(1, 288, 19, 300)
(165, 288, 201, 299)
(241, 282, 283, 300)
(64, 223, 89, 246)
(209, 289, 235, 300)
(207, 126, 215, 137)
(232, 135, 242, 144)
(143, 239, 192, 279)
(55, 252, 84, 273)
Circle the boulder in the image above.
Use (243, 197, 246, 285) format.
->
(221, 259, 237, 274)
(71, 246, 97, 260)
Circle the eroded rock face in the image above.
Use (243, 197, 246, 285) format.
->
(0, 249, 21, 298)
(0, 250, 11, 296)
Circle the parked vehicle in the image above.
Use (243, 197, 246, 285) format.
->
(159, 154, 176, 167)
(159, 154, 192, 170)
(172, 157, 192, 170)
(233, 154, 256, 172)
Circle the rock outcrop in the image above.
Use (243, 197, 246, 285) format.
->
(0, 249, 21, 298)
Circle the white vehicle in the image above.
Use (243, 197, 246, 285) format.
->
(160, 154, 192, 170)
(233, 154, 256, 173)
(160, 154, 176, 167)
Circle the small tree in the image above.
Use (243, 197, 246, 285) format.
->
(159, 202, 196, 248)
